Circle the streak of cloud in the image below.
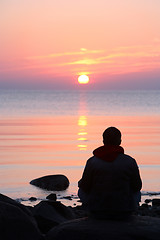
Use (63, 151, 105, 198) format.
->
(27, 49, 104, 60)
(1, 44, 160, 79)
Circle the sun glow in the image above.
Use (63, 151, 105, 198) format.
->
(77, 116, 88, 151)
(78, 75, 89, 84)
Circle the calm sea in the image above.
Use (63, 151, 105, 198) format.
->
(0, 89, 160, 206)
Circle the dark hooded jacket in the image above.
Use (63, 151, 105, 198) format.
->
(78, 145, 142, 216)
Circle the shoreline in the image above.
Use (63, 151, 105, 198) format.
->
(1, 192, 160, 240)
(11, 191, 160, 207)
(13, 192, 160, 219)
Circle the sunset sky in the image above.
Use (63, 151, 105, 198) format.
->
(1, 0, 160, 89)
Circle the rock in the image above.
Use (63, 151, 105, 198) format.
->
(145, 199, 152, 204)
(46, 216, 160, 240)
(71, 205, 88, 218)
(136, 202, 160, 218)
(32, 200, 75, 233)
(46, 193, 57, 201)
(141, 203, 149, 208)
(154, 209, 160, 216)
(152, 199, 160, 206)
(0, 193, 32, 216)
(30, 174, 69, 191)
(62, 196, 72, 201)
(29, 197, 37, 201)
(0, 201, 43, 240)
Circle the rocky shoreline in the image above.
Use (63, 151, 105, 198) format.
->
(16, 192, 160, 219)
(19, 193, 160, 219)
(1, 192, 160, 240)
(1, 175, 160, 239)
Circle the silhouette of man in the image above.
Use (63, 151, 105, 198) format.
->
(78, 127, 142, 219)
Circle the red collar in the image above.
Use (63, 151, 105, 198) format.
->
(93, 145, 124, 162)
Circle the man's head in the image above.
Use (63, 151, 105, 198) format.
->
(103, 127, 121, 146)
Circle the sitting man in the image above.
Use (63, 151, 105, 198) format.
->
(78, 127, 142, 219)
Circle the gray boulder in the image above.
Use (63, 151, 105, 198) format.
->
(0, 201, 43, 240)
(46, 216, 160, 240)
(30, 174, 69, 191)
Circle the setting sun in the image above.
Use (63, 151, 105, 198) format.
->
(78, 75, 89, 84)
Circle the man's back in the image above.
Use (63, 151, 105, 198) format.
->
(84, 153, 141, 215)
(78, 127, 142, 219)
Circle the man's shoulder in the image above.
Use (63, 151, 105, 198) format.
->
(118, 153, 138, 166)
(122, 153, 135, 161)
(87, 156, 96, 164)
(86, 156, 102, 167)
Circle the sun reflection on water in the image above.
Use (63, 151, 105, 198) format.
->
(77, 115, 88, 150)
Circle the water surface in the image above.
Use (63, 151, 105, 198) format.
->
(0, 90, 160, 205)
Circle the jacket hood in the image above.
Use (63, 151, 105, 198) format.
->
(93, 145, 124, 162)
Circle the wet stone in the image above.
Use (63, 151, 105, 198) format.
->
(145, 199, 152, 204)
(62, 196, 72, 201)
(29, 197, 37, 201)
(46, 194, 57, 201)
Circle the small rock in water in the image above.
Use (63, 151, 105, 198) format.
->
(62, 196, 72, 201)
(46, 193, 57, 201)
(145, 199, 152, 204)
(30, 174, 69, 191)
(29, 197, 37, 201)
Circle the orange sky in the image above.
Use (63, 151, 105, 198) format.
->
(0, 0, 160, 89)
